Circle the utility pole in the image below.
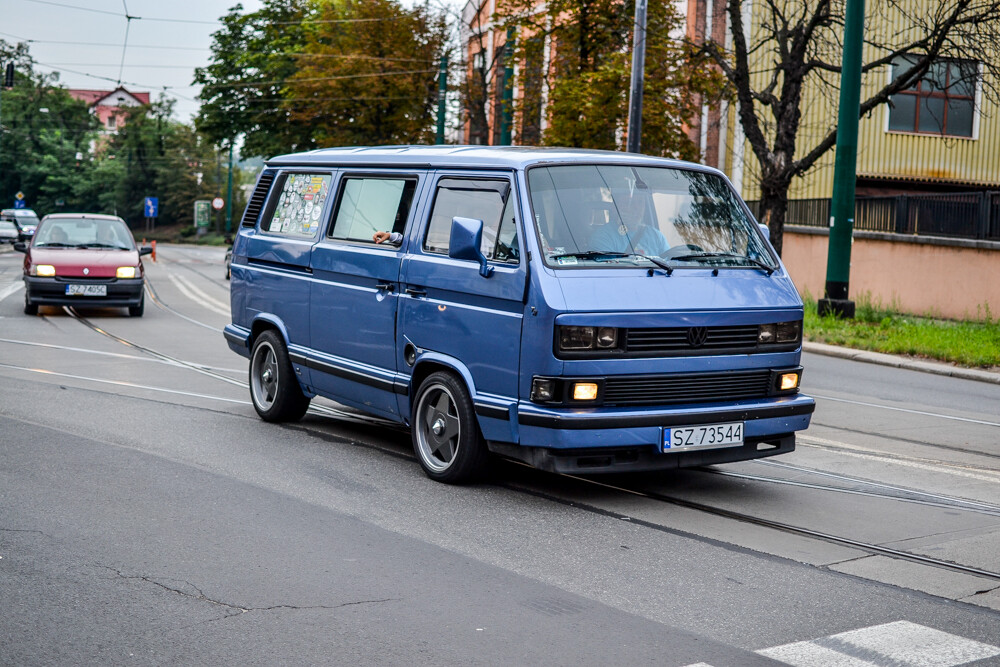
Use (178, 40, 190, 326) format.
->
(499, 28, 514, 146)
(1, 63, 14, 200)
(626, 0, 648, 153)
(819, 0, 865, 318)
(436, 56, 447, 145)
(225, 142, 234, 235)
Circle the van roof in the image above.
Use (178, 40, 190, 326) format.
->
(267, 145, 721, 174)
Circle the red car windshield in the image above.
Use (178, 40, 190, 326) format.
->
(35, 218, 134, 250)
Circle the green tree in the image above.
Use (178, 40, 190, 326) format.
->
(498, 0, 724, 158)
(0, 40, 99, 213)
(285, 0, 447, 146)
(195, 0, 313, 157)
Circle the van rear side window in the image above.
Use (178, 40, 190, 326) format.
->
(263, 173, 332, 237)
(330, 177, 416, 243)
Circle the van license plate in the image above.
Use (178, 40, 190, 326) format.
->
(66, 284, 107, 296)
(662, 422, 743, 452)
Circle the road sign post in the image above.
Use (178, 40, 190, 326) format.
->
(144, 196, 159, 233)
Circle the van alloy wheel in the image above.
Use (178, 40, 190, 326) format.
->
(412, 371, 488, 483)
(249, 330, 310, 422)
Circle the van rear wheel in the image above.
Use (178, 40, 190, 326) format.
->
(250, 330, 310, 422)
(412, 371, 488, 484)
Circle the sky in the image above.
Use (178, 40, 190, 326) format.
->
(3, 0, 464, 123)
(3, 0, 274, 121)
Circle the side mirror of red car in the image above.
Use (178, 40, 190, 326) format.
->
(139, 246, 153, 256)
(13, 242, 27, 253)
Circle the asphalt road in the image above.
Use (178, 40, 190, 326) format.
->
(1, 243, 999, 666)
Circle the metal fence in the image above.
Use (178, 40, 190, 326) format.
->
(746, 191, 1000, 241)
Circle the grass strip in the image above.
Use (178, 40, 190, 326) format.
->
(803, 294, 1000, 369)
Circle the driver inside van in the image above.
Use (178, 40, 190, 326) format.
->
(589, 182, 669, 257)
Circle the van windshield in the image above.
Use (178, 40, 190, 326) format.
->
(527, 165, 775, 270)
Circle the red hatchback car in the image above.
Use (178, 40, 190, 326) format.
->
(15, 213, 152, 317)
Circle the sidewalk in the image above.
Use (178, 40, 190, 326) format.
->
(804, 341, 1000, 385)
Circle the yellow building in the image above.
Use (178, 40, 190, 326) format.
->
(684, 1, 1000, 202)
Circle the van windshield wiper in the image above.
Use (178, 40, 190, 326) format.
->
(670, 252, 775, 275)
(640, 255, 673, 275)
(550, 251, 630, 261)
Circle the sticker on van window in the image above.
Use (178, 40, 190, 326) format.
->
(268, 173, 332, 237)
(556, 257, 578, 266)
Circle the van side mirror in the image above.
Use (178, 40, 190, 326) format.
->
(449, 216, 494, 278)
(13, 241, 27, 253)
(758, 223, 770, 241)
(139, 246, 153, 256)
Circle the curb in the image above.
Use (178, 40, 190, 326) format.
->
(803, 341, 1000, 386)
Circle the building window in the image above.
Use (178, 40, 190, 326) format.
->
(106, 114, 117, 130)
(888, 56, 977, 137)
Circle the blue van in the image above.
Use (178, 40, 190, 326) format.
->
(225, 147, 814, 483)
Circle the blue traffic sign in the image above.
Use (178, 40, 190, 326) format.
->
(144, 196, 159, 218)
(14, 199, 25, 209)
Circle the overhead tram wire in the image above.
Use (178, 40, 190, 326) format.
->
(21, 0, 419, 26)
(117, 0, 135, 86)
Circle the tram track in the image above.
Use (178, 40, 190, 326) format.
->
(506, 469, 1000, 585)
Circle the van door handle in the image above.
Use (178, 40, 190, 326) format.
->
(375, 282, 394, 292)
(404, 287, 426, 297)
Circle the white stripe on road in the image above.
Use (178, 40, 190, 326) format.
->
(813, 393, 1000, 428)
(0, 337, 245, 374)
(682, 621, 1000, 667)
(757, 621, 1000, 666)
(166, 272, 230, 316)
(799, 435, 1000, 483)
(0, 361, 248, 405)
(0, 280, 24, 302)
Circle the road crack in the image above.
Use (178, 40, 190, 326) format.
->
(103, 566, 396, 616)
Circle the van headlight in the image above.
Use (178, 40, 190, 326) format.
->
(758, 321, 801, 346)
(558, 326, 619, 351)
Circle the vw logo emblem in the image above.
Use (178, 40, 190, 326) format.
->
(687, 326, 708, 347)
(83, 268, 90, 275)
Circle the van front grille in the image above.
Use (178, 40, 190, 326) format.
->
(602, 369, 772, 406)
(625, 325, 761, 355)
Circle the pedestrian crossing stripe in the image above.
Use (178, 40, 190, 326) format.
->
(685, 620, 1000, 667)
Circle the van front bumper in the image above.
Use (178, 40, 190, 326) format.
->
(490, 394, 815, 473)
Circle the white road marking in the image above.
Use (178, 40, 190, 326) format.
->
(166, 272, 230, 316)
(812, 393, 1000, 428)
(757, 620, 1000, 666)
(799, 435, 1000, 483)
(0, 337, 244, 373)
(0, 361, 249, 405)
(0, 280, 24, 302)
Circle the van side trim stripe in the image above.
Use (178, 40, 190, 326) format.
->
(518, 402, 815, 430)
(290, 352, 409, 396)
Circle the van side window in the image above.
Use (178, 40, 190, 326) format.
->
(489, 194, 520, 263)
(262, 173, 332, 237)
(330, 178, 416, 244)
(424, 178, 510, 256)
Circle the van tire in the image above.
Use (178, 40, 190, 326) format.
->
(411, 371, 488, 484)
(250, 330, 310, 422)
